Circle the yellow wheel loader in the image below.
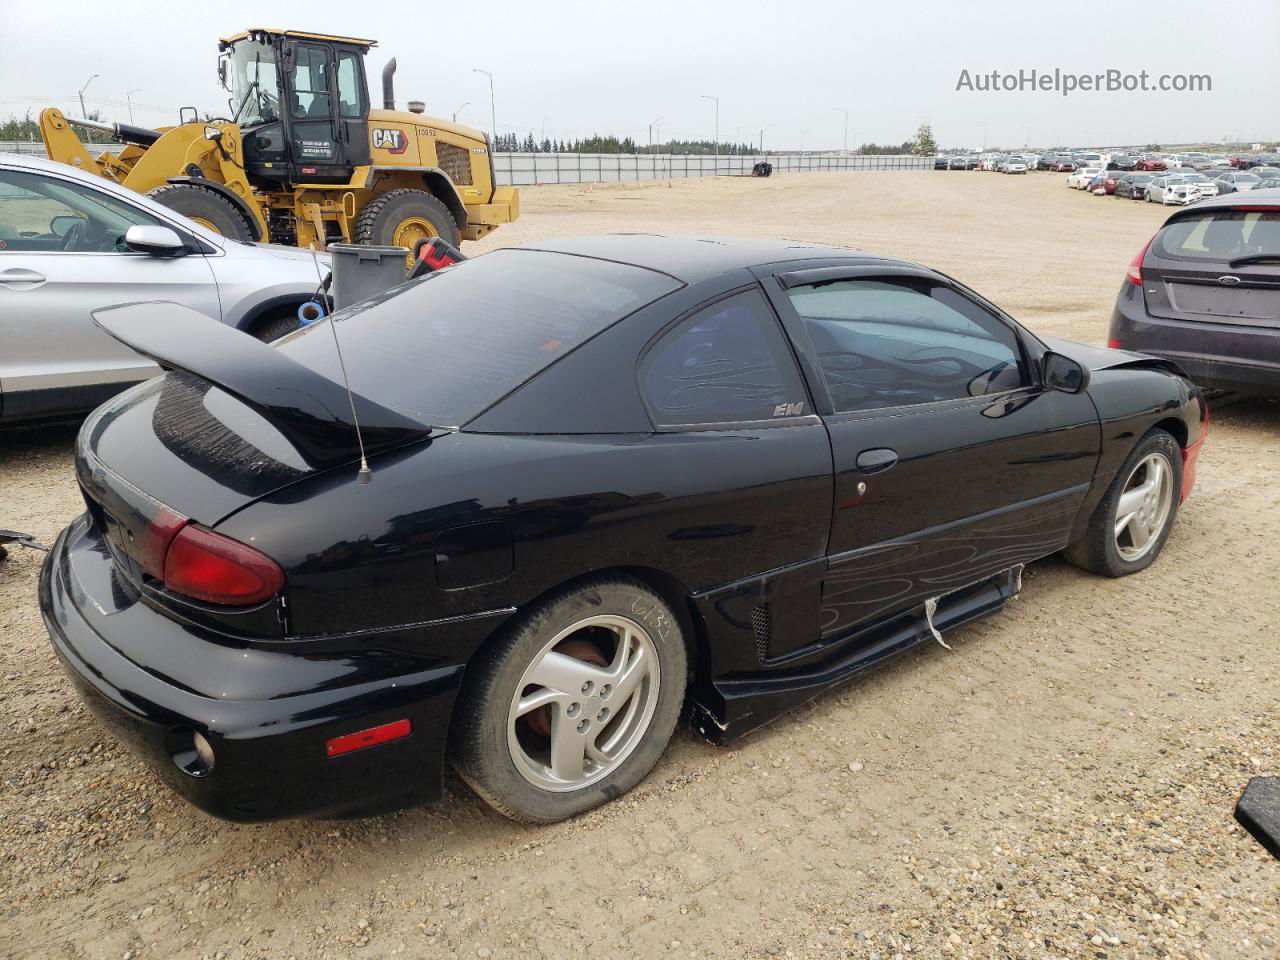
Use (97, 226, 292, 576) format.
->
(40, 28, 518, 254)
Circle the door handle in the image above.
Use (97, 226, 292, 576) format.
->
(0, 268, 47, 289)
(856, 447, 899, 474)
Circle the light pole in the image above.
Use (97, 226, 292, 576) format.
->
(979, 121, 988, 151)
(453, 101, 470, 123)
(78, 74, 99, 117)
(700, 94, 719, 168)
(127, 88, 140, 125)
(834, 107, 849, 153)
(649, 115, 664, 153)
(473, 68, 496, 145)
(759, 123, 774, 153)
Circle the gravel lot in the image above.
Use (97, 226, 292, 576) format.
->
(2, 171, 1277, 960)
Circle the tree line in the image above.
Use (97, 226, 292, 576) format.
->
(491, 131, 928, 155)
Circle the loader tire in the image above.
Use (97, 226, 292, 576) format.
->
(354, 189, 460, 258)
(146, 184, 255, 241)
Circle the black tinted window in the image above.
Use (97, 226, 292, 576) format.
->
(786, 279, 1026, 413)
(1155, 209, 1280, 262)
(278, 249, 681, 426)
(641, 290, 808, 427)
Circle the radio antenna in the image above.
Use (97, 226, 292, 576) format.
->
(310, 244, 372, 484)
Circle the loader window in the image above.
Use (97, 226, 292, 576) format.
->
(291, 44, 332, 119)
(228, 39, 279, 126)
(337, 53, 363, 118)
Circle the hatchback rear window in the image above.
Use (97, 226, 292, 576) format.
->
(277, 249, 681, 427)
(1154, 209, 1280, 263)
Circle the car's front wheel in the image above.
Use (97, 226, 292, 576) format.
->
(1064, 429, 1181, 577)
(450, 577, 688, 823)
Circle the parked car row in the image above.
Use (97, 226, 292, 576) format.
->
(1068, 165, 1280, 206)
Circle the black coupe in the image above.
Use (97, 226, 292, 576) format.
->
(41, 236, 1208, 823)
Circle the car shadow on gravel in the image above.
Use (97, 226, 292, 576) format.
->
(0, 419, 82, 458)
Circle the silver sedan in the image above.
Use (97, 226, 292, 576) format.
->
(0, 153, 327, 424)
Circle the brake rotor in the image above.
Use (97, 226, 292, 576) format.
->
(524, 637, 608, 738)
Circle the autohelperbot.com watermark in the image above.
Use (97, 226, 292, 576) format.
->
(955, 68, 1212, 97)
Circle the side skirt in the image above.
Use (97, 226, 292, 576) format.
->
(690, 565, 1023, 745)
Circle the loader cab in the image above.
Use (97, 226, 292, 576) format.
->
(220, 29, 373, 185)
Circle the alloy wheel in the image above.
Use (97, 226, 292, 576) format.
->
(506, 614, 661, 792)
(1114, 452, 1174, 562)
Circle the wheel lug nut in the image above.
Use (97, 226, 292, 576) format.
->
(567, 702, 580, 717)
(600, 684, 612, 698)
(581, 681, 594, 695)
(597, 708, 609, 722)
(576, 719, 589, 734)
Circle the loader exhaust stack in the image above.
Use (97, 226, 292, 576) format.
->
(382, 59, 397, 110)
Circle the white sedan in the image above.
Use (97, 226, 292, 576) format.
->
(1067, 167, 1102, 189)
(1145, 175, 1219, 205)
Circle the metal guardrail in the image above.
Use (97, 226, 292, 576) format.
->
(1, 141, 932, 184)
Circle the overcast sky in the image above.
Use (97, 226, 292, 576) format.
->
(2, 0, 1276, 150)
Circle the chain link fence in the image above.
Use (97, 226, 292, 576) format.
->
(493, 152, 931, 185)
(1, 141, 932, 184)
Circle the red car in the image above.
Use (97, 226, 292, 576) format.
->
(1136, 157, 1168, 172)
(1229, 155, 1252, 169)
(1099, 171, 1125, 195)
(1052, 159, 1076, 172)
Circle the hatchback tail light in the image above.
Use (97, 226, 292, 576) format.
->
(163, 524, 285, 606)
(1127, 236, 1155, 286)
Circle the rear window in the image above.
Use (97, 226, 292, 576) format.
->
(1154, 209, 1280, 263)
(277, 249, 681, 426)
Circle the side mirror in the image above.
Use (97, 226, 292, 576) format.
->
(217, 54, 228, 90)
(124, 225, 187, 257)
(49, 215, 86, 238)
(1042, 352, 1089, 394)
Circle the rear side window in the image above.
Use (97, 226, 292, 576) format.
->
(336, 53, 363, 118)
(641, 290, 808, 427)
(1155, 209, 1280, 262)
(787, 279, 1026, 413)
(278, 249, 681, 427)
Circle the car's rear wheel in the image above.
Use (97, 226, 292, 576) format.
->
(450, 577, 687, 823)
(1064, 429, 1181, 577)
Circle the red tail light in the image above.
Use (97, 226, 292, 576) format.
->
(1126, 236, 1154, 286)
(163, 524, 285, 606)
(138, 506, 188, 581)
(1107, 338, 1122, 348)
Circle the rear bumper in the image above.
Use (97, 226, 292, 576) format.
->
(1109, 289, 1280, 397)
(39, 516, 464, 822)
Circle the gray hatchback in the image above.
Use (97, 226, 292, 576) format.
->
(1109, 189, 1280, 396)
(0, 154, 326, 424)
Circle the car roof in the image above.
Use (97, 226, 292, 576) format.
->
(511, 234, 908, 285)
(0, 151, 228, 250)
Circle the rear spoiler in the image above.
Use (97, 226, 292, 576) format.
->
(92, 301, 434, 469)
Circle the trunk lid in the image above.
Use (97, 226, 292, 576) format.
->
(1142, 205, 1280, 328)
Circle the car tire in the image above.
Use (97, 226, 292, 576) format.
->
(354, 189, 460, 253)
(449, 576, 688, 823)
(250, 311, 303, 343)
(1063, 429, 1182, 578)
(146, 183, 255, 241)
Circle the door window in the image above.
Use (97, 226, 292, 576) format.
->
(291, 44, 332, 119)
(336, 52, 363, 118)
(0, 169, 161, 253)
(786, 279, 1026, 413)
(641, 289, 809, 427)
